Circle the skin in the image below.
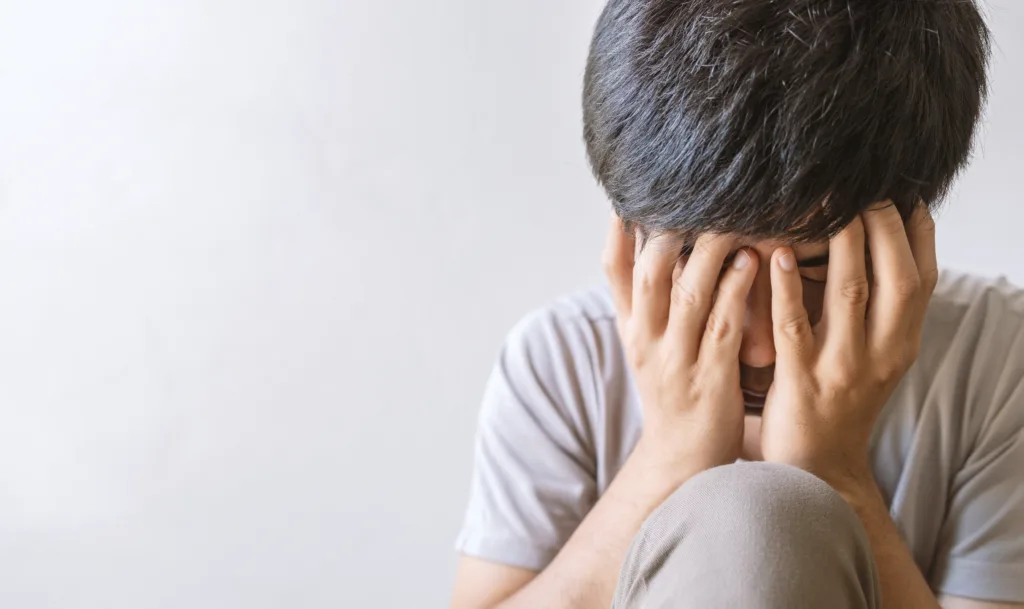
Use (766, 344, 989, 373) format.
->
(450, 204, 1023, 609)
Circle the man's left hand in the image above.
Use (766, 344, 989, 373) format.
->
(760, 202, 938, 493)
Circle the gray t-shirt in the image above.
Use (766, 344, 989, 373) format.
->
(455, 271, 1024, 602)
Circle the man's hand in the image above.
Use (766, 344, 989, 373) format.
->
(604, 214, 758, 475)
(453, 216, 765, 609)
(760, 202, 938, 492)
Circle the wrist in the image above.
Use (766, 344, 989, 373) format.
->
(630, 435, 728, 484)
(819, 466, 881, 510)
(768, 447, 876, 501)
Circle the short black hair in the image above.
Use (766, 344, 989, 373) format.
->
(583, 0, 991, 241)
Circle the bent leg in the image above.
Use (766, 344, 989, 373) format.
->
(613, 461, 881, 609)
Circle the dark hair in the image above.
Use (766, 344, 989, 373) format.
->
(583, 0, 991, 241)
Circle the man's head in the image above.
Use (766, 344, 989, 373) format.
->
(583, 0, 990, 394)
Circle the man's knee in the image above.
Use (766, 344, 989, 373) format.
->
(675, 461, 859, 535)
(614, 462, 881, 609)
(651, 461, 873, 570)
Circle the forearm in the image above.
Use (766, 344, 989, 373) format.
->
(495, 442, 708, 609)
(838, 478, 941, 609)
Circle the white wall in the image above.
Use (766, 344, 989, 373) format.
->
(0, 1, 1019, 607)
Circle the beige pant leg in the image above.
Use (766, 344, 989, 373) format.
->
(613, 461, 881, 609)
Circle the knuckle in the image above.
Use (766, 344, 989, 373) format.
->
(776, 313, 810, 342)
(622, 320, 644, 355)
(920, 267, 940, 292)
(625, 337, 647, 369)
(894, 275, 922, 299)
(670, 280, 701, 308)
(704, 311, 733, 342)
(875, 362, 901, 385)
(661, 347, 689, 376)
(637, 269, 658, 294)
(821, 355, 855, 386)
(829, 366, 856, 388)
(840, 278, 871, 305)
(873, 352, 908, 384)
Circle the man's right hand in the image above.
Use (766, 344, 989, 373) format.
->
(451, 216, 761, 609)
(602, 214, 758, 475)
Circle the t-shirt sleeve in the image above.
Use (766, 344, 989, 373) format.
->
(930, 323, 1024, 603)
(454, 308, 599, 571)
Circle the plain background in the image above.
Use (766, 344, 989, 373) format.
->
(0, 1, 1020, 607)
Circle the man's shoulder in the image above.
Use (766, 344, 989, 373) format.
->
(499, 285, 629, 420)
(930, 269, 1024, 314)
(506, 284, 620, 352)
(526, 284, 619, 325)
(902, 269, 1024, 438)
(922, 270, 1024, 348)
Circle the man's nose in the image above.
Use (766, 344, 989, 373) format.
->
(739, 270, 776, 368)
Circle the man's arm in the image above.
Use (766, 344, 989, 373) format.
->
(450, 557, 536, 609)
(839, 480, 1024, 609)
(838, 477, 943, 608)
(451, 442, 703, 609)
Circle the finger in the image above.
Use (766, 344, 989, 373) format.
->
(602, 211, 635, 321)
(698, 248, 759, 366)
(771, 247, 814, 365)
(822, 215, 868, 349)
(666, 233, 735, 359)
(862, 202, 920, 347)
(905, 204, 938, 343)
(632, 231, 681, 338)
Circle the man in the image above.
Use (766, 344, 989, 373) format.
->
(451, 0, 1023, 607)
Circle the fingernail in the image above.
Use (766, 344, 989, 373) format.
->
(733, 250, 749, 269)
(778, 252, 796, 271)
